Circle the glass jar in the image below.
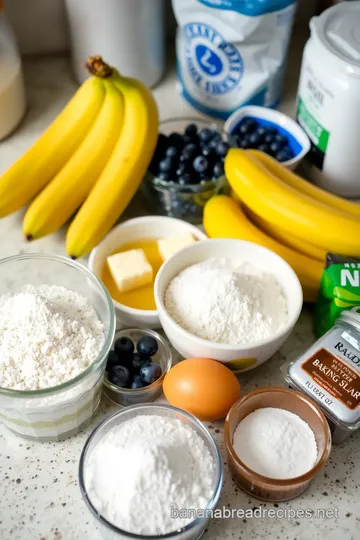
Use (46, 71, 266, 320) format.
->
(0, 1, 26, 140)
(283, 311, 360, 443)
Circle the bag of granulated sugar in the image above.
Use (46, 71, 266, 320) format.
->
(172, 0, 298, 119)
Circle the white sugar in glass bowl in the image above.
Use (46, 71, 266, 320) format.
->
(79, 403, 223, 540)
(154, 239, 303, 373)
(0, 253, 115, 441)
(88, 215, 207, 329)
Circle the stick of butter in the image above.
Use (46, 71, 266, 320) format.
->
(107, 249, 153, 293)
(158, 232, 196, 261)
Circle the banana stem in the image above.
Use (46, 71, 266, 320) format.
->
(85, 56, 114, 79)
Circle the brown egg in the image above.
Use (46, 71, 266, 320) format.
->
(163, 357, 241, 421)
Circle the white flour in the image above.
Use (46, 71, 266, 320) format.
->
(165, 258, 288, 344)
(85, 415, 216, 535)
(0, 284, 105, 391)
(233, 408, 318, 479)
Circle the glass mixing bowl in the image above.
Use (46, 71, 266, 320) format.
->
(0, 253, 116, 441)
(79, 403, 223, 540)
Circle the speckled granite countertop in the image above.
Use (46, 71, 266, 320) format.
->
(0, 37, 358, 540)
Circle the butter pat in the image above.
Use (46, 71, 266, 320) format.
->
(158, 232, 196, 261)
(107, 249, 153, 293)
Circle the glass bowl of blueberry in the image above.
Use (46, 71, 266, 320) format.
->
(224, 105, 311, 170)
(144, 117, 228, 224)
(104, 328, 172, 407)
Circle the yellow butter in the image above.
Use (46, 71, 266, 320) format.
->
(107, 248, 153, 293)
(158, 232, 196, 261)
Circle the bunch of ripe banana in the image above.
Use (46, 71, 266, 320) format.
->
(204, 149, 360, 303)
(0, 56, 158, 258)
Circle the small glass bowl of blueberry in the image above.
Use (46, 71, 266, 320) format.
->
(103, 328, 172, 407)
(144, 117, 228, 224)
(224, 105, 310, 170)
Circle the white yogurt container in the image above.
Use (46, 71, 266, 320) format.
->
(296, 2, 360, 197)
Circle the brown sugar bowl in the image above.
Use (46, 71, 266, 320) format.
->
(224, 386, 332, 502)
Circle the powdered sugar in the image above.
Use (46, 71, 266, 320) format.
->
(85, 415, 216, 535)
(164, 258, 288, 344)
(0, 285, 105, 391)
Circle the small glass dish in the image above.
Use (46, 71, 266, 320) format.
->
(142, 117, 228, 224)
(79, 403, 223, 540)
(224, 387, 331, 502)
(103, 328, 172, 407)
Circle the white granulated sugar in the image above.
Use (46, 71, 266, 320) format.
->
(85, 415, 216, 535)
(0, 284, 105, 391)
(233, 408, 318, 479)
(164, 258, 288, 344)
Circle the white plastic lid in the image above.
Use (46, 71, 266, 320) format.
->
(311, 2, 360, 75)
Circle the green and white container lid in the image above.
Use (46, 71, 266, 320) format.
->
(296, 1, 360, 197)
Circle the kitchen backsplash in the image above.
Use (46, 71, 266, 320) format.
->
(6, 0, 317, 56)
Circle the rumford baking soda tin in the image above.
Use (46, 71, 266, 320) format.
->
(283, 311, 360, 443)
(296, 2, 360, 197)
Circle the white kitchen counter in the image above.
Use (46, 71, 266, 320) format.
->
(0, 36, 358, 540)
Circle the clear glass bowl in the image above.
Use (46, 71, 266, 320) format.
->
(103, 328, 172, 407)
(224, 387, 332, 502)
(0, 253, 116, 441)
(79, 403, 223, 540)
(142, 117, 228, 224)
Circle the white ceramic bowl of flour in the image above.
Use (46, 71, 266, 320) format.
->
(154, 239, 303, 372)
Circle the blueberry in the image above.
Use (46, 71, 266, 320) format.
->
(193, 155, 209, 174)
(238, 118, 257, 135)
(181, 143, 198, 162)
(137, 335, 158, 357)
(266, 126, 278, 136)
(157, 172, 171, 182)
(263, 133, 275, 145)
(154, 133, 168, 154)
(140, 362, 162, 385)
(176, 162, 189, 177)
(131, 375, 147, 389)
(238, 137, 250, 149)
(185, 123, 197, 137)
(209, 134, 222, 149)
(199, 128, 213, 143)
(213, 161, 224, 178)
(248, 132, 263, 147)
(166, 146, 178, 158)
(269, 141, 283, 155)
(115, 336, 134, 357)
(168, 132, 184, 149)
(132, 352, 149, 374)
(256, 126, 266, 137)
(258, 143, 271, 154)
(178, 173, 193, 185)
(274, 133, 288, 147)
(215, 140, 229, 158)
(106, 350, 120, 371)
(183, 134, 193, 145)
(201, 145, 215, 159)
(159, 157, 175, 173)
(276, 148, 294, 162)
(108, 365, 131, 388)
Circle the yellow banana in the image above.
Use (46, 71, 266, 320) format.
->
(23, 81, 123, 240)
(66, 73, 158, 258)
(0, 77, 105, 217)
(203, 195, 322, 303)
(249, 149, 360, 219)
(244, 206, 327, 262)
(225, 149, 360, 256)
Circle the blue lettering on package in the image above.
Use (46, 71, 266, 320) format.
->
(198, 0, 296, 16)
(184, 22, 243, 95)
